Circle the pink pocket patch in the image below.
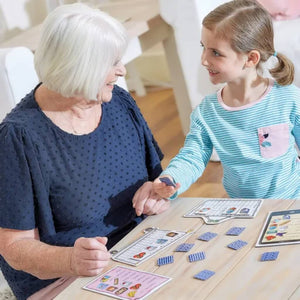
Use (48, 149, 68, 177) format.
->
(258, 123, 289, 158)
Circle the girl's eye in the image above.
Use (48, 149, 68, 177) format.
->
(212, 50, 221, 57)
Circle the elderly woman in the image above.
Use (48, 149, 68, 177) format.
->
(0, 3, 169, 299)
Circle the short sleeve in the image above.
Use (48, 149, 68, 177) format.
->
(115, 86, 163, 180)
(0, 123, 36, 229)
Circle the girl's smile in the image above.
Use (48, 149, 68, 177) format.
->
(201, 27, 248, 85)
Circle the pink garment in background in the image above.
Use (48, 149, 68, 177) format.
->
(257, 0, 300, 20)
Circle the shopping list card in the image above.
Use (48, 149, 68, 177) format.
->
(83, 266, 171, 300)
(111, 228, 191, 266)
(184, 198, 263, 224)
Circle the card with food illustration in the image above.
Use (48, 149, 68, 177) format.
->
(111, 228, 191, 266)
(83, 266, 171, 299)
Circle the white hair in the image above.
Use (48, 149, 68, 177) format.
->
(34, 3, 128, 100)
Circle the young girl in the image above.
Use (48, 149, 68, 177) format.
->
(133, 0, 300, 214)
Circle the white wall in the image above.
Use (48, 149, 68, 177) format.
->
(0, 1, 169, 90)
(159, 0, 226, 109)
(0, 0, 48, 42)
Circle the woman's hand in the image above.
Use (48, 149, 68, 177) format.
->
(70, 236, 111, 277)
(0, 228, 111, 279)
(132, 181, 171, 216)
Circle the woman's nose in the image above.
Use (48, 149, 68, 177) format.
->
(116, 62, 127, 77)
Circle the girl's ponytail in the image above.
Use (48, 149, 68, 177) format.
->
(269, 52, 294, 86)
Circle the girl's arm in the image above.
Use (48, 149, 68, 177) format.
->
(159, 108, 213, 198)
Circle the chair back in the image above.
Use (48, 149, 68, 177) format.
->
(0, 47, 38, 121)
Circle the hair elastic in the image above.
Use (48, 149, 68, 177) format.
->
(273, 51, 277, 57)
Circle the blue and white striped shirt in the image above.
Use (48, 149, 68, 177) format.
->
(163, 80, 300, 199)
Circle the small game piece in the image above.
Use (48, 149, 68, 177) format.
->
(260, 251, 279, 261)
(157, 255, 174, 266)
(198, 232, 217, 241)
(175, 243, 194, 252)
(188, 251, 206, 262)
(227, 240, 248, 250)
(239, 207, 250, 215)
(194, 269, 215, 281)
(226, 227, 245, 236)
(159, 177, 176, 187)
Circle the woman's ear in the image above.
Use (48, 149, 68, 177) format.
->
(245, 50, 260, 67)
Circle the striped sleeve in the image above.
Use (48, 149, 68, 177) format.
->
(161, 107, 213, 198)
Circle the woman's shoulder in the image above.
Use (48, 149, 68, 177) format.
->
(112, 85, 132, 100)
(3, 88, 40, 123)
(109, 84, 143, 119)
(111, 85, 137, 108)
(1, 88, 43, 137)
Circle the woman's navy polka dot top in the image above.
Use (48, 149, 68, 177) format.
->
(0, 84, 163, 299)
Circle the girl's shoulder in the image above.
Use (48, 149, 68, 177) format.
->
(195, 92, 219, 111)
(191, 92, 219, 121)
(272, 81, 300, 93)
(270, 82, 300, 106)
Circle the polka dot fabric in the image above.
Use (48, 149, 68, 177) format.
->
(0, 84, 163, 300)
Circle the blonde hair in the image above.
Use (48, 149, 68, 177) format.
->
(34, 3, 128, 100)
(202, 0, 294, 85)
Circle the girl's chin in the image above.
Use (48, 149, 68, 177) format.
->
(209, 78, 220, 85)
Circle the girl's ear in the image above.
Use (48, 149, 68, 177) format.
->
(245, 50, 260, 67)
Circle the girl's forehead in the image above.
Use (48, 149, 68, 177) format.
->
(201, 27, 232, 51)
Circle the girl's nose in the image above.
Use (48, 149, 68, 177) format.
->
(201, 51, 208, 67)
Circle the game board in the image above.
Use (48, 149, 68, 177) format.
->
(255, 209, 300, 247)
(111, 228, 191, 266)
(184, 198, 263, 224)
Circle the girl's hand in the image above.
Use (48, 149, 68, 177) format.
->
(153, 176, 180, 199)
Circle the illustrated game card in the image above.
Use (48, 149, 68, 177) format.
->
(83, 266, 171, 300)
(255, 209, 300, 247)
(111, 228, 191, 266)
(184, 198, 263, 224)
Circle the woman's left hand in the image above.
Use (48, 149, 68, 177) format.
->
(132, 181, 170, 216)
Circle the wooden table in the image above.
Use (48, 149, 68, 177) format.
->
(0, 0, 192, 134)
(54, 197, 300, 300)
